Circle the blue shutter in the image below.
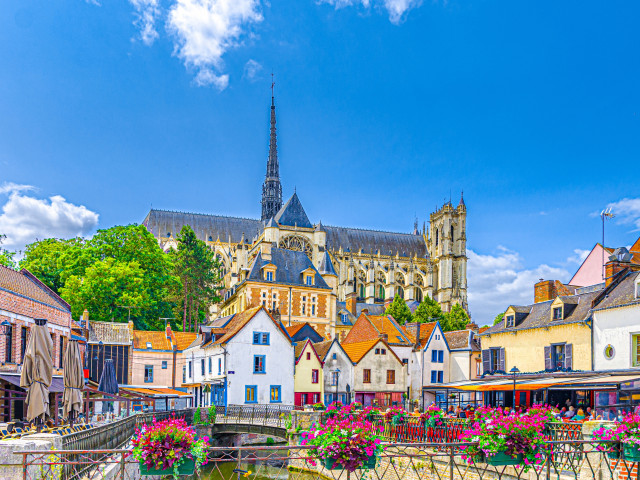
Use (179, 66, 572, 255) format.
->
(431, 371, 437, 383)
(438, 350, 443, 363)
(438, 371, 443, 383)
(431, 350, 437, 362)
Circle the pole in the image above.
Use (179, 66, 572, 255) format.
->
(513, 371, 516, 408)
(335, 371, 339, 403)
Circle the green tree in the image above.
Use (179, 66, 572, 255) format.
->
(413, 295, 444, 324)
(441, 303, 470, 332)
(172, 225, 222, 332)
(384, 294, 413, 325)
(61, 258, 150, 322)
(20, 238, 86, 293)
(0, 235, 16, 268)
(493, 312, 505, 326)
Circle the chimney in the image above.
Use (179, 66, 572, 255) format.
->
(362, 308, 369, 315)
(82, 309, 89, 322)
(346, 292, 357, 317)
(414, 323, 421, 349)
(165, 322, 172, 340)
(466, 322, 479, 333)
(605, 247, 635, 287)
(534, 279, 558, 303)
(128, 320, 134, 340)
(379, 333, 388, 342)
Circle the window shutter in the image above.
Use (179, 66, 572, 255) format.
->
(481, 349, 490, 373)
(544, 346, 552, 370)
(498, 348, 506, 371)
(565, 344, 573, 370)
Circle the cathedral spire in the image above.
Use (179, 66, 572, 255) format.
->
(261, 76, 283, 221)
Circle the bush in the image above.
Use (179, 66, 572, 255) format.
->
(312, 403, 325, 411)
(207, 406, 217, 425)
(193, 407, 202, 425)
(266, 437, 275, 445)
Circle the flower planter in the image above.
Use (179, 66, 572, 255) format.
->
(606, 444, 621, 459)
(623, 445, 640, 462)
(139, 458, 196, 476)
(486, 452, 523, 466)
(391, 417, 406, 426)
(323, 455, 378, 470)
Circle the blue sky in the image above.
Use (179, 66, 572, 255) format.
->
(1, 0, 639, 323)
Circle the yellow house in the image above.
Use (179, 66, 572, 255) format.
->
(479, 280, 600, 377)
(294, 339, 324, 407)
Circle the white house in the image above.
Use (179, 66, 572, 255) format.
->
(593, 269, 640, 372)
(444, 328, 481, 407)
(407, 321, 450, 408)
(321, 339, 355, 405)
(201, 306, 294, 406)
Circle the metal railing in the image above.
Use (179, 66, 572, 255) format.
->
(217, 404, 295, 428)
(20, 440, 631, 480)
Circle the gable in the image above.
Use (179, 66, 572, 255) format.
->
(423, 322, 449, 352)
(342, 314, 381, 344)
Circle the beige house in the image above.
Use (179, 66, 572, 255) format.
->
(294, 339, 325, 406)
(343, 339, 406, 407)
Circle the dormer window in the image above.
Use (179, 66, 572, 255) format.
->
(505, 315, 514, 328)
(552, 307, 563, 320)
(266, 271, 274, 281)
(146, 342, 152, 349)
(635, 278, 640, 299)
(306, 275, 313, 286)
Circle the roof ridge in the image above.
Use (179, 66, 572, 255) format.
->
(148, 208, 261, 223)
(324, 224, 422, 237)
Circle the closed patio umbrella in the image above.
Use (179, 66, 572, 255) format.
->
(98, 359, 119, 413)
(20, 318, 53, 424)
(63, 339, 84, 423)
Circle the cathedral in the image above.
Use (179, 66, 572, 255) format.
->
(143, 94, 468, 336)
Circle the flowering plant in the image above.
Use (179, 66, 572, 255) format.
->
(361, 406, 382, 422)
(313, 403, 326, 411)
(132, 416, 209, 479)
(618, 413, 640, 447)
(301, 414, 383, 472)
(352, 402, 363, 410)
(460, 408, 545, 471)
(420, 405, 444, 427)
(526, 404, 557, 424)
(324, 401, 345, 419)
(592, 423, 626, 454)
(384, 407, 407, 424)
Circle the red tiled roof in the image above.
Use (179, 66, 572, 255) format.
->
(133, 330, 172, 350)
(172, 332, 198, 351)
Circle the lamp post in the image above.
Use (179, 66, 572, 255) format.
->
(510, 366, 520, 408)
(333, 368, 341, 404)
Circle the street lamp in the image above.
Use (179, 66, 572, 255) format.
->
(333, 368, 341, 404)
(510, 366, 520, 409)
(0, 320, 11, 337)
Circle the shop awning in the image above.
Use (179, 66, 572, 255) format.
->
(0, 374, 65, 393)
(122, 387, 191, 397)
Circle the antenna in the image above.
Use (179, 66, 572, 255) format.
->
(600, 207, 616, 280)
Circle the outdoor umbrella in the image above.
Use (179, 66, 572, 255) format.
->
(63, 339, 84, 422)
(98, 359, 119, 413)
(19, 318, 53, 423)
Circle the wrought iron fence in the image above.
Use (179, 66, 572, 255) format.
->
(218, 404, 295, 428)
(20, 440, 633, 480)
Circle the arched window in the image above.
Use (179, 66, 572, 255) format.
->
(397, 286, 405, 299)
(378, 285, 385, 300)
(435, 228, 439, 247)
(358, 283, 365, 299)
(278, 235, 312, 257)
(415, 288, 423, 303)
(451, 225, 454, 241)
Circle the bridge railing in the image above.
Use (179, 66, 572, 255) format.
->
(19, 440, 623, 480)
(218, 404, 295, 428)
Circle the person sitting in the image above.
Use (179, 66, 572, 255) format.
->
(447, 405, 455, 417)
(564, 406, 576, 419)
(573, 408, 585, 421)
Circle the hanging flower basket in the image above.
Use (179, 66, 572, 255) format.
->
(140, 458, 195, 476)
(385, 407, 407, 426)
(323, 454, 377, 470)
(486, 452, 523, 466)
(624, 444, 640, 462)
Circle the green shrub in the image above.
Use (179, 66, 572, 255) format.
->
(194, 407, 202, 425)
(207, 405, 217, 424)
(266, 437, 275, 445)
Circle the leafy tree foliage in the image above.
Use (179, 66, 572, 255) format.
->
(384, 294, 413, 325)
(171, 225, 222, 332)
(493, 312, 505, 325)
(0, 235, 16, 268)
(441, 303, 470, 332)
(413, 295, 444, 324)
(20, 238, 85, 293)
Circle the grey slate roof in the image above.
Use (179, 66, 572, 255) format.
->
(143, 209, 262, 244)
(318, 251, 337, 276)
(593, 270, 640, 310)
(274, 193, 312, 228)
(88, 321, 132, 345)
(247, 248, 331, 289)
(336, 301, 386, 319)
(481, 290, 601, 336)
(324, 225, 428, 258)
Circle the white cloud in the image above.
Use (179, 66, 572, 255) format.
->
(566, 248, 590, 265)
(130, 0, 161, 46)
(0, 182, 36, 195)
(0, 186, 99, 253)
(243, 59, 262, 81)
(167, 0, 263, 90)
(319, 0, 421, 24)
(607, 197, 640, 230)
(467, 246, 569, 326)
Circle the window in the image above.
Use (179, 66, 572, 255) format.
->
(402, 358, 408, 364)
(386, 370, 395, 384)
(332, 353, 337, 360)
(552, 344, 566, 369)
(341, 314, 349, 324)
(162, 361, 168, 369)
(201, 359, 205, 375)
(59, 335, 64, 367)
(208, 357, 212, 373)
(489, 349, 500, 371)
(245, 386, 257, 403)
(381, 348, 386, 355)
(431, 350, 437, 362)
(431, 371, 437, 383)
(4, 325, 12, 363)
(311, 301, 316, 316)
(254, 355, 265, 373)
(636, 281, 640, 299)
(476, 361, 481, 376)
(188, 361, 192, 378)
(218, 358, 222, 375)
(144, 365, 153, 383)
(266, 271, 273, 281)
(182, 366, 186, 383)
(20, 327, 27, 362)
(312, 369, 319, 383)
(313, 393, 320, 403)
(505, 315, 515, 327)
(270, 385, 281, 403)
(306, 275, 313, 286)
(375, 348, 381, 355)
(438, 350, 443, 363)
(302, 299, 306, 315)
(363, 369, 371, 383)
(633, 335, 640, 367)
(146, 342, 152, 349)
(253, 332, 269, 345)
(552, 307, 563, 320)
(307, 352, 311, 360)
(438, 371, 443, 383)
(331, 371, 339, 386)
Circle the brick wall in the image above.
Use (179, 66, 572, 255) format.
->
(317, 293, 327, 318)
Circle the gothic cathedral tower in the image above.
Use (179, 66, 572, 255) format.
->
(427, 193, 468, 312)
(261, 94, 283, 221)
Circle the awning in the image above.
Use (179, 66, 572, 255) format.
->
(122, 387, 191, 397)
(0, 374, 65, 393)
(441, 374, 640, 392)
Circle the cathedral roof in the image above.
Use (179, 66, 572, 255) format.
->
(143, 209, 262, 244)
(324, 225, 428, 258)
(247, 247, 331, 289)
(318, 251, 337, 276)
(273, 193, 312, 228)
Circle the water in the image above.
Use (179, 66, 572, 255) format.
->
(200, 447, 318, 480)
